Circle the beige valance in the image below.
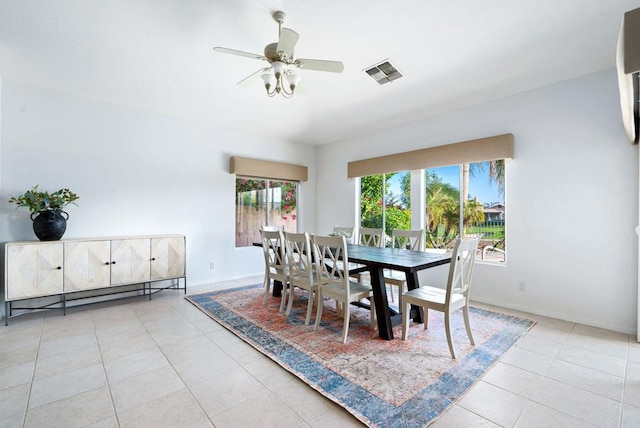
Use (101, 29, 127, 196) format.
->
(230, 156, 308, 182)
(347, 133, 514, 178)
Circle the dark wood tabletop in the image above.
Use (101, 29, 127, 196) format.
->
(346, 244, 451, 340)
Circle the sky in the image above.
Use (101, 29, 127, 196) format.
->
(387, 164, 504, 206)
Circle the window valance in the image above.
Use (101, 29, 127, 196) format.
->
(347, 133, 514, 178)
(230, 156, 308, 182)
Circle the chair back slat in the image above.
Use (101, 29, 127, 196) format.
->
(260, 229, 286, 275)
(312, 234, 351, 298)
(284, 232, 312, 277)
(446, 238, 480, 302)
(359, 227, 384, 247)
(391, 229, 424, 251)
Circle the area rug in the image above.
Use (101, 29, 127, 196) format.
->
(186, 284, 534, 427)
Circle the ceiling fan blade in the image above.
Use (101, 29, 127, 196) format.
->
(276, 28, 299, 58)
(294, 58, 344, 73)
(213, 47, 266, 61)
(237, 68, 269, 86)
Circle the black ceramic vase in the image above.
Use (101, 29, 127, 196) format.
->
(31, 210, 68, 241)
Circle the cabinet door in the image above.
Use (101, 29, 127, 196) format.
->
(64, 241, 111, 291)
(150, 236, 186, 280)
(110, 238, 150, 286)
(6, 243, 64, 300)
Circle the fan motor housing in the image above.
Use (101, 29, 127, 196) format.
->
(264, 42, 291, 63)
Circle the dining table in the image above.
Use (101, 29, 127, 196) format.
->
(346, 244, 451, 340)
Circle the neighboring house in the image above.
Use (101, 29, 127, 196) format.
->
(482, 204, 505, 222)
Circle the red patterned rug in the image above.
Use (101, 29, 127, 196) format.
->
(186, 284, 533, 427)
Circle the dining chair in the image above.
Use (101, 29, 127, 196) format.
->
(283, 231, 319, 325)
(350, 227, 385, 283)
(260, 229, 288, 306)
(384, 229, 425, 305)
(262, 225, 284, 231)
(312, 234, 376, 343)
(401, 237, 480, 358)
(332, 225, 356, 244)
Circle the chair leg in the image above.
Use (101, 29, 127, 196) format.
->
(314, 292, 324, 330)
(285, 283, 295, 315)
(305, 290, 314, 326)
(444, 311, 456, 359)
(424, 308, 429, 329)
(401, 300, 410, 340)
(342, 304, 350, 343)
(369, 296, 376, 329)
(463, 304, 475, 345)
(262, 277, 271, 306)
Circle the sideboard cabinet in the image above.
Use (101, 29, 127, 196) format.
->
(4, 235, 186, 324)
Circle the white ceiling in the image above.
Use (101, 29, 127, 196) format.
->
(1, 0, 639, 145)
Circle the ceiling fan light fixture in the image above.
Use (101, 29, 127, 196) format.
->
(285, 70, 300, 92)
(271, 61, 286, 79)
(261, 71, 276, 93)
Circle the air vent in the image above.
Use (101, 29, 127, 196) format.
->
(364, 60, 403, 85)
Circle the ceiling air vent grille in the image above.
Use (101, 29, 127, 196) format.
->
(364, 60, 403, 85)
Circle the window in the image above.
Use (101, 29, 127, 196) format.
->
(424, 160, 506, 262)
(360, 171, 411, 243)
(235, 177, 297, 247)
(358, 161, 506, 262)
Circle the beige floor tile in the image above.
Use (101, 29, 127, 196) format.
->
(24, 386, 114, 428)
(0, 342, 39, 371)
(622, 404, 640, 428)
(34, 344, 101, 380)
(104, 347, 169, 383)
(172, 349, 242, 386)
(0, 384, 30, 419)
(0, 361, 34, 390)
(188, 367, 267, 417)
(210, 390, 307, 428)
(146, 321, 203, 346)
(159, 333, 221, 364)
(515, 334, 563, 359)
(37, 332, 98, 359)
(270, 376, 340, 422)
(526, 322, 571, 344)
(458, 381, 528, 426)
(516, 401, 597, 427)
(222, 338, 269, 365)
(556, 343, 627, 377)
(429, 405, 499, 427)
(482, 362, 543, 398)
(500, 346, 554, 375)
(98, 331, 158, 362)
(82, 416, 119, 428)
(306, 402, 366, 428)
(118, 388, 212, 428)
(29, 363, 106, 409)
(205, 327, 243, 349)
(545, 359, 624, 401)
(565, 327, 629, 360)
(531, 378, 621, 427)
(624, 361, 640, 407)
(0, 412, 25, 428)
(109, 366, 186, 413)
(242, 353, 299, 389)
(628, 344, 640, 364)
(190, 317, 224, 334)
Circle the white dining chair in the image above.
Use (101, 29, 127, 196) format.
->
(312, 234, 375, 343)
(401, 237, 479, 358)
(349, 227, 385, 283)
(384, 229, 425, 305)
(332, 225, 355, 243)
(283, 231, 319, 325)
(260, 229, 288, 306)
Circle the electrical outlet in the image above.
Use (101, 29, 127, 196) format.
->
(209, 262, 215, 269)
(518, 281, 526, 292)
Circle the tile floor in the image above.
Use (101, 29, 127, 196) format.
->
(1, 276, 640, 427)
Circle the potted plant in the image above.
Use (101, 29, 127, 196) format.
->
(8, 185, 79, 241)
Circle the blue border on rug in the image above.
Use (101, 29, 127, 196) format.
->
(186, 285, 534, 428)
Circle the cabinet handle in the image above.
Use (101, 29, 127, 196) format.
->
(151, 257, 156, 261)
(105, 262, 110, 265)
(111, 261, 116, 264)
(56, 266, 62, 270)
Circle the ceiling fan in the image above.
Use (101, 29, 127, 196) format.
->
(213, 10, 344, 98)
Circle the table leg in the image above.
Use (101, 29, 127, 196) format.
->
(272, 280, 282, 297)
(405, 271, 424, 323)
(369, 266, 394, 340)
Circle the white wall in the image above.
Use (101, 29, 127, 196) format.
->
(0, 80, 317, 290)
(317, 69, 639, 334)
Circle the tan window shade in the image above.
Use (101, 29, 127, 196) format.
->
(230, 156, 308, 182)
(347, 133, 514, 178)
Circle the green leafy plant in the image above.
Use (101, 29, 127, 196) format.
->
(8, 185, 79, 214)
